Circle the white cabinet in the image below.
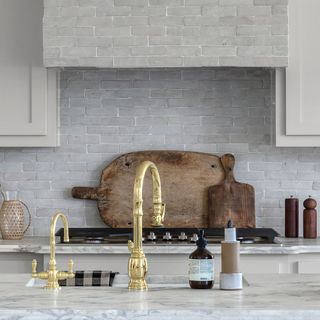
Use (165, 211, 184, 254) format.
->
(45, 253, 293, 276)
(296, 255, 320, 274)
(0, 253, 43, 273)
(276, 0, 320, 147)
(297, 261, 320, 274)
(0, 0, 59, 147)
(2, 251, 320, 275)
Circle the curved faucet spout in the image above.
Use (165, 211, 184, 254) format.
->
(50, 212, 70, 262)
(128, 161, 166, 290)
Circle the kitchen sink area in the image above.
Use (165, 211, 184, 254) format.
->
(26, 274, 192, 289)
(112, 275, 190, 289)
(26, 274, 251, 289)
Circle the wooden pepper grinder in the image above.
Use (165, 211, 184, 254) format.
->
(303, 196, 317, 238)
(285, 196, 299, 237)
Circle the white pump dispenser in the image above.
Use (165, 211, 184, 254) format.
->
(220, 220, 242, 290)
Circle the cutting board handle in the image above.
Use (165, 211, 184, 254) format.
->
(221, 154, 235, 182)
(72, 187, 101, 200)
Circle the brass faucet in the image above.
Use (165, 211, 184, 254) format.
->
(128, 161, 166, 290)
(31, 212, 74, 289)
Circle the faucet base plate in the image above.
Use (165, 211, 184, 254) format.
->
(128, 279, 148, 290)
(44, 281, 61, 290)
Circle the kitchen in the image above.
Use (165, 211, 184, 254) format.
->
(1, 0, 320, 318)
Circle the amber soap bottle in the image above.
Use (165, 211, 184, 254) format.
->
(189, 230, 214, 289)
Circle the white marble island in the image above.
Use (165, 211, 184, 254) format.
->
(0, 274, 318, 320)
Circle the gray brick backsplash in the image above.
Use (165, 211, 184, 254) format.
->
(43, 1, 288, 68)
(1, 67, 320, 237)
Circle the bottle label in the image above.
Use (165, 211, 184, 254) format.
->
(188, 259, 214, 281)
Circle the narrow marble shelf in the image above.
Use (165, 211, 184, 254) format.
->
(1, 237, 320, 255)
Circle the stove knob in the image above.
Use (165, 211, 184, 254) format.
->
(147, 232, 157, 241)
(162, 232, 172, 241)
(178, 232, 188, 241)
(190, 233, 198, 243)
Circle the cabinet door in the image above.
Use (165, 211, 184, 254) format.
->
(0, 0, 59, 147)
(0, 65, 48, 136)
(0, 0, 46, 135)
(0, 69, 59, 147)
(275, 69, 320, 146)
(0, 253, 43, 273)
(286, 0, 320, 135)
(297, 261, 320, 274)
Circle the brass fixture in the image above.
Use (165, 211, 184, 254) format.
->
(31, 212, 74, 289)
(128, 161, 166, 290)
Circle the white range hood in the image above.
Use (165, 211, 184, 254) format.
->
(43, 0, 288, 68)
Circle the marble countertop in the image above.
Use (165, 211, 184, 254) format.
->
(2, 237, 320, 255)
(0, 273, 319, 319)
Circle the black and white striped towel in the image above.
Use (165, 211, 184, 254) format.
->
(58, 271, 118, 287)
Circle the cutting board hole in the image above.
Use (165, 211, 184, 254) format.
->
(211, 164, 216, 168)
(127, 222, 132, 225)
(125, 162, 130, 167)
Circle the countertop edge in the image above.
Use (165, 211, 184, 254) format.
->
(0, 308, 319, 320)
(2, 237, 320, 255)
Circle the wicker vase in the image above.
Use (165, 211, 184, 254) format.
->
(0, 200, 31, 240)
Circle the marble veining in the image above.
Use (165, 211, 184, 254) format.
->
(0, 274, 319, 319)
(1, 237, 320, 255)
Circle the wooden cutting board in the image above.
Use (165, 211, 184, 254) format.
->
(72, 151, 225, 228)
(208, 154, 255, 228)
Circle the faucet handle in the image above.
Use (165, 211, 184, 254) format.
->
(57, 259, 75, 281)
(31, 258, 49, 280)
(128, 240, 134, 253)
(68, 259, 74, 274)
(161, 203, 166, 221)
(68, 259, 75, 279)
(31, 259, 37, 276)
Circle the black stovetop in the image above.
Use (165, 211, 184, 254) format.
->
(56, 227, 280, 245)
